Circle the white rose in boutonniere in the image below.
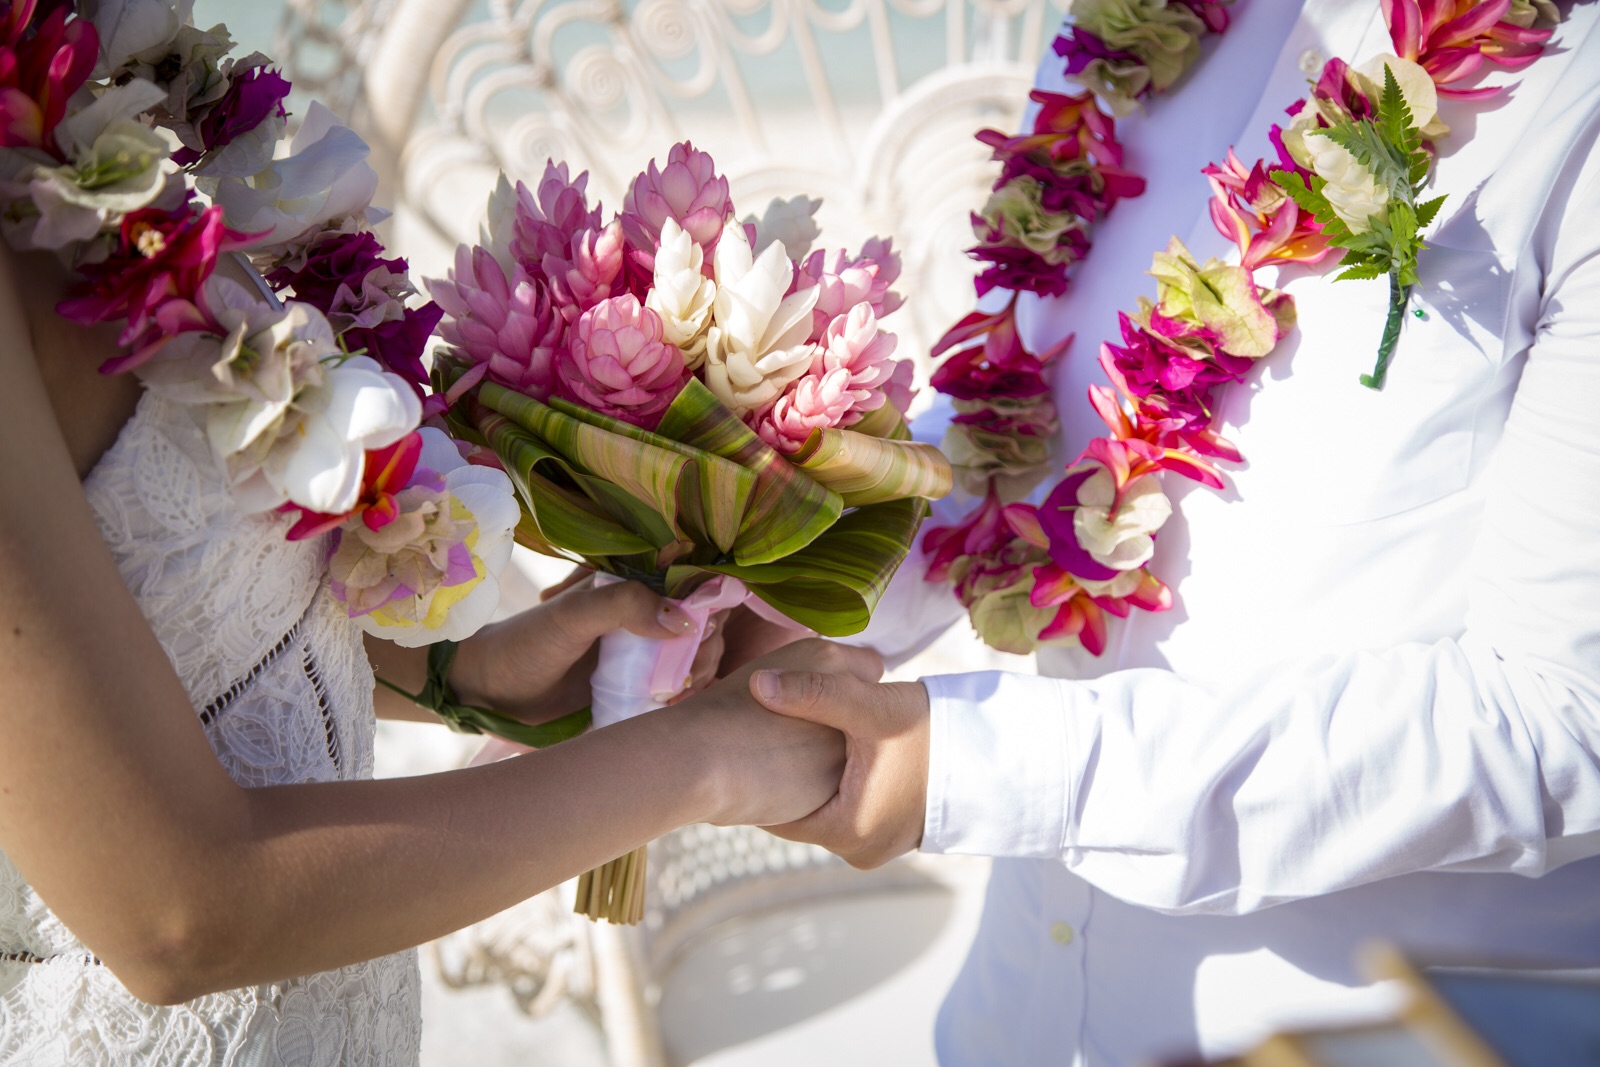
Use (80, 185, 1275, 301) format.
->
(1352, 53, 1446, 141)
(1073, 468, 1172, 571)
(1302, 131, 1389, 235)
(645, 217, 716, 368)
(702, 219, 820, 414)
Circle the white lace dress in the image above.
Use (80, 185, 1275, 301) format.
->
(0, 391, 423, 1064)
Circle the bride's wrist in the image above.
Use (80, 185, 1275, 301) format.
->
(445, 625, 507, 711)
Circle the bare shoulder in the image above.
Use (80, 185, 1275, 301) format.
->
(0, 243, 141, 480)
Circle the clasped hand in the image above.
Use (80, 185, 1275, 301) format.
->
(447, 575, 932, 862)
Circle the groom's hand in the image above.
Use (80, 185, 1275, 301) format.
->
(749, 669, 931, 869)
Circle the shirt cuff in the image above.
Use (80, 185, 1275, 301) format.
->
(919, 671, 1073, 860)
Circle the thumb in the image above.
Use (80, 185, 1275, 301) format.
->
(750, 669, 865, 733)
(555, 579, 694, 644)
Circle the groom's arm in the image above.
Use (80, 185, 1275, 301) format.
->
(754, 168, 1600, 915)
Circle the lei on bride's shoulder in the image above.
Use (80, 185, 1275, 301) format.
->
(0, 0, 518, 648)
(926, 0, 1570, 656)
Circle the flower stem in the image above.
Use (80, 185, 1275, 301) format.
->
(1361, 274, 1412, 390)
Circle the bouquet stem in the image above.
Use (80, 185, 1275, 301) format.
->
(576, 845, 647, 924)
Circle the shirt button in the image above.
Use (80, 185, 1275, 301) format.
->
(1051, 922, 1075, 945)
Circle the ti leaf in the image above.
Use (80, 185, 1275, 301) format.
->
(675, 497, 929, 636)
(792, 428, 953, 507)
(476, 410, 656, 558)
(657, 380, 844, 566)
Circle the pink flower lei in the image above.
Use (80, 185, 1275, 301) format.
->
(925, 0, 1567, 656)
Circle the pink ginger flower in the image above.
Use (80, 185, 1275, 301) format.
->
(795, 238, 904, 341)
(756, 368, 857, 454)
(620, 141, 732, 254)
(509, 161, 603, 274)
(556, 294, 688, 429)
(544, 220, 625, 319)
(428, 245, 564, 400)
(754, 301, 906, 452)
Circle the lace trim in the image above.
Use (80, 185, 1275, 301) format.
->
(200, 620, 303, 727)
(303, 646, 343, 772)
(0, 951, 100, 966)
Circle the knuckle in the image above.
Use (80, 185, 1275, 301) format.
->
(794, 671, 831, 708)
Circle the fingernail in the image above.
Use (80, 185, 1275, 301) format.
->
(658, 604, 694, 632)
(752, 670, 780, 701)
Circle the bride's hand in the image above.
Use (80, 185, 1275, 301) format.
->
(449, 575, 695, 723)
(674, 639, 881, 827)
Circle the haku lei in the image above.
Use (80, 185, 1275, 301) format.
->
(0, 0, 521, 647)
(926, 0, 1567, 656)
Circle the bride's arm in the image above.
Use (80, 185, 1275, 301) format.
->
(0, 286, 858, 1006)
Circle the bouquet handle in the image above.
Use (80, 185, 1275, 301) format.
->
(468, 573, 807, 924)
(576, 574, 754, 924)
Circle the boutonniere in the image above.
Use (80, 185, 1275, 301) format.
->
(1274, 61, 1445, 389)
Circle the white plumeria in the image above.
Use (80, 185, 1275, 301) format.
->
(702, 220, 820, 414)
(1073, 469, 1173, 572)
(645, 217, 717, 368)
(338, 428, 519, 647)
(206, 101, 382, 252)
(139, 277, 419, 515)
(745, 195, 822, 261)
(1304, 131, 1390, 235)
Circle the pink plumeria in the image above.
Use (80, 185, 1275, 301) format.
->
(429, 244, 564, 401)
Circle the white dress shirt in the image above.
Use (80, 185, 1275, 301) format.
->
(871, 2, 1600, 1063)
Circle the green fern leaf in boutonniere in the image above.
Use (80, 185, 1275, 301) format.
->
(1272, 63, 1445, 390)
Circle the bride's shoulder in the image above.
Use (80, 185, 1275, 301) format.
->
(0, 243, 141, 482)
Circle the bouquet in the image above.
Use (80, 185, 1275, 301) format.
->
(429, 144, 953, 923)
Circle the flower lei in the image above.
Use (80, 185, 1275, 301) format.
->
(0, 0, 518, 647)
(926, 0, 1566, 656)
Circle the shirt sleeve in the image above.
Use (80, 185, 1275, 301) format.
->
(919, 166, 1600, 919)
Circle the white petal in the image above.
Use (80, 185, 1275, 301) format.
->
(415, 425, 468, 476)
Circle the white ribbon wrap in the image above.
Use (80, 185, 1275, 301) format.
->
(469, 573, 806, 765)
